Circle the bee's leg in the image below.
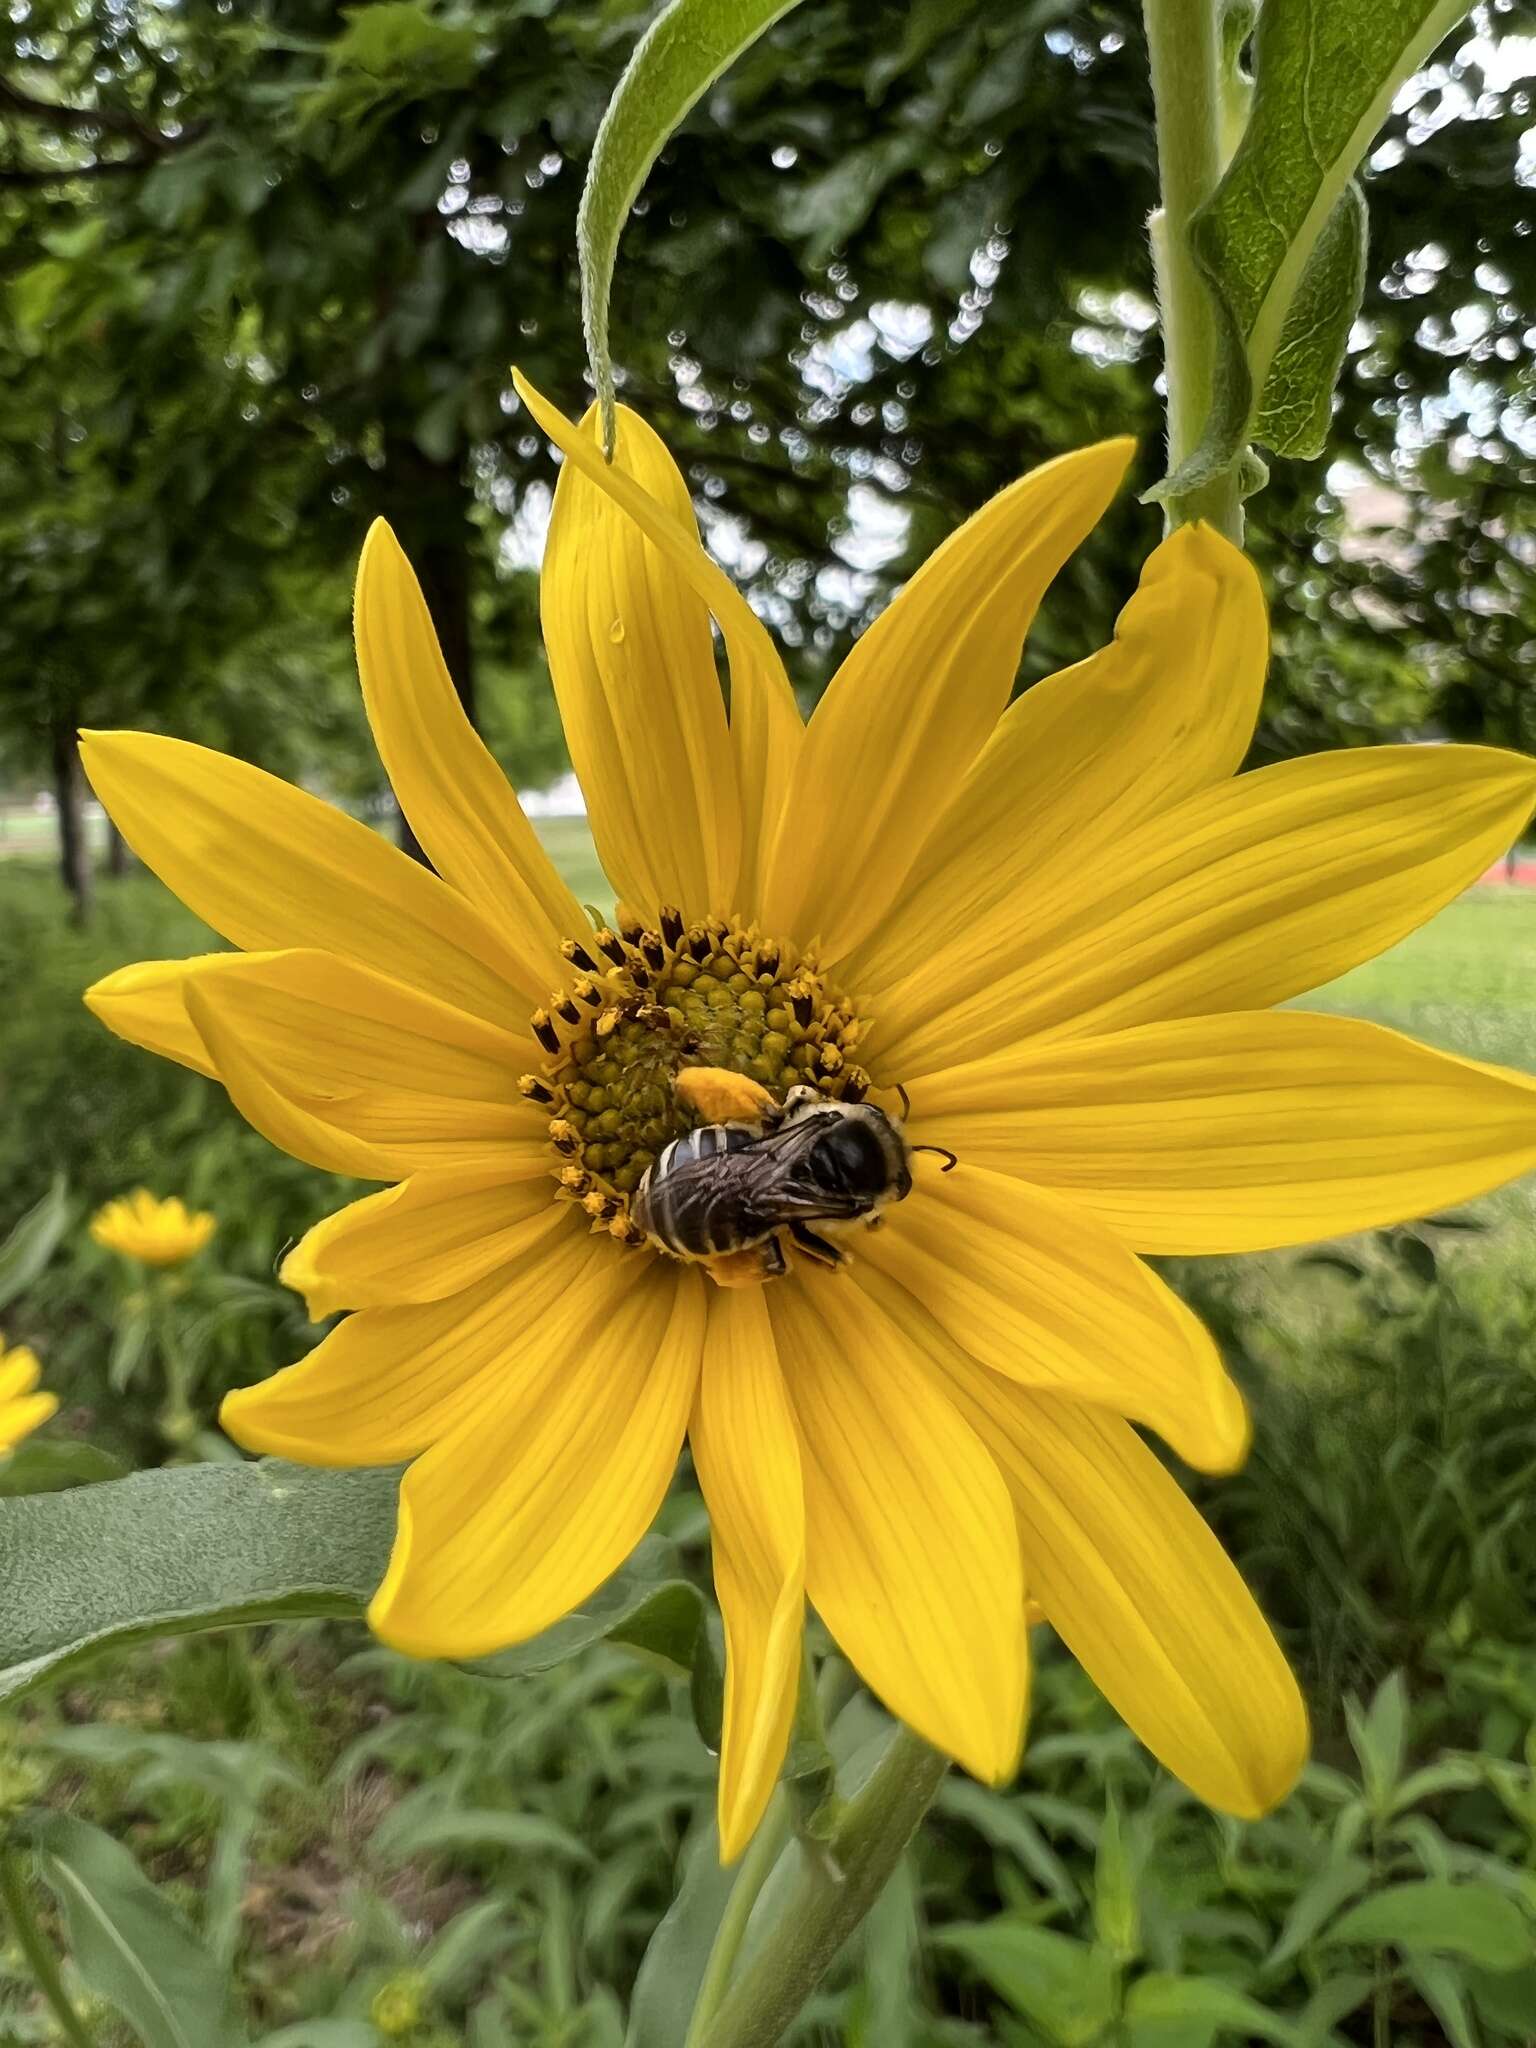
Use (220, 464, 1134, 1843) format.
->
(759, 1232, 789, 1279)
(789, 1220, 844, 1269)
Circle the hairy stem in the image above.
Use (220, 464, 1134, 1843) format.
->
(1143, 0, 1244, 541)
(683, 1793, 793, 2048)
(0, 1844, 95, 2048)
(697, 1726, 948, 2048)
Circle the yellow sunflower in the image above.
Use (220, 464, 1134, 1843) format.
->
(0, 1338, 57, 1453)
(81, 374, 1536, 1859)
(90, 1189, 217, 1269)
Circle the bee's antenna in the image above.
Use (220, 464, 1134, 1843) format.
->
(895, 1082, 912, 1121)
(910, 1143, 958, 1173)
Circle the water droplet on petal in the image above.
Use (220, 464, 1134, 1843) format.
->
(609, 619, 626, 645)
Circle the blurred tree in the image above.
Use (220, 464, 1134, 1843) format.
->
(1, 0, 1533, 921)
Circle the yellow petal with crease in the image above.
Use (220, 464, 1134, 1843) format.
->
(85, 957, 222, 1077)
(149, 950, 538, 1176)
(923, 1347, 1308, 1818)
(870, 743, 1536, 1077)
(79, 731, 537, 1022)
(355, 520, 584, 960)
(770, 1274, 1027, 1783)
(850, 522, 1266, 989)
(908, 1012, 1536, 1254)
(859, 1169, 1247, 1473)
(222, 1216, 602, 1465)
(515, 371, 801, 906)
(540, 400, 739, 917)
(759, 438, 1134, 963)
(281, 1162, 560, 1320)
(691, 1286, 805, 1860)
(370, 1261, 705, 1658)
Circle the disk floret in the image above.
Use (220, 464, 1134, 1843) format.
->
(522, 908, 873, 1244)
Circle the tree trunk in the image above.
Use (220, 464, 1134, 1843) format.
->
(105, 817, 131, 879)
(51, 717, 92, 927)
(382, 452, 477, 865)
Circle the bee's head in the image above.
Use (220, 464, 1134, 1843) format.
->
(785, 1099, 914, 1208)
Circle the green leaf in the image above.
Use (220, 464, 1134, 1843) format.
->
(1264, 1853, 1371, 1971)
(463, 1535, 704, 1679)
(25, 1813, 245, 2048)
(1402, 1954, 1478, 2048)
(1322, 1880, 1536, 1969)
(625, 1817, 739, 2048)
(1171, 0, 1469, 490)
(373, 1806, 594, 1867)
(1468, 1963, 1536, 2033)
(1346, 1671, 1408, 1808)
(1124, 1973, 1306, 2048)
(1253, 181, 1367, 458)
(1092, 1795, 1140, 1964)
(0, 1176, 70, 1314)
(0, 1463, 705, 1701)
(936, 1922, 1120, 2046)
(0, 1458, 400, 1703)
(577, 0, 808, 453)
(0, 1441, 126, 1498)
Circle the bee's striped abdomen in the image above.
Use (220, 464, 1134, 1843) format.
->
(632, 1123, 757, 1259)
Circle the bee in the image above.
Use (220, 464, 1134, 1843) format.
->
(630, 1071, 956, 1283)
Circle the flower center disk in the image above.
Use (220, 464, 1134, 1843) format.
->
(523, 909, 873, 1247)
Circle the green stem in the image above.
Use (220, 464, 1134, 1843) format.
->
(696, 1726, 948, 2048)
(1142, 0, 1244, 542)
(683, 1792, 793, 2048)
(0, 1845, 95, 2048)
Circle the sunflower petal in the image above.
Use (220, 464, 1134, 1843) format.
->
(909, 1011, 1536, 1254)
(758, 439, 1134, 963)
(84, 957, 223, 1077)
(78, 731, 537, 1022)
(539, 400, 740, 917)
(222, 1214, 601, 1465)
(871, 744, 1536, 1077)
(281, 1164, 560, 1320)
(691, 1286, 805, 1860)
(859, 1168, 1247, 1473)
(770, 1274, 1027, 1783)
(165, 951, 537, 1176)
(515, 372, 801, 907)
(929, 1353, 1307, 1818)
(355, 520, 584, 960)
(850, 522, 1266, 989)
(369, 1261, 705, 1658)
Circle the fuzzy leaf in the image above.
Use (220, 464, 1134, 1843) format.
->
(0, 1460, 703, 1700)
(1253, 181, 1367, 458)
(1167, 0, 1469, 492)
(577, 0, 807, 451)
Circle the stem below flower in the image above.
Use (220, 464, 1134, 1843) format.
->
(0, 1843, 96, 2048)
(1142, 0, 1244, 543)
(694, 1725, 948, 2048)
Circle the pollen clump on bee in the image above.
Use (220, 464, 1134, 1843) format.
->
(522, 908, 873, 1244)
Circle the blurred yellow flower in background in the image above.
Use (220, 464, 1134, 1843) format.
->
(79, 374, 1536, 1859)
(0, 1339, 56, 1453)
(90, 1190, 216, 1269)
